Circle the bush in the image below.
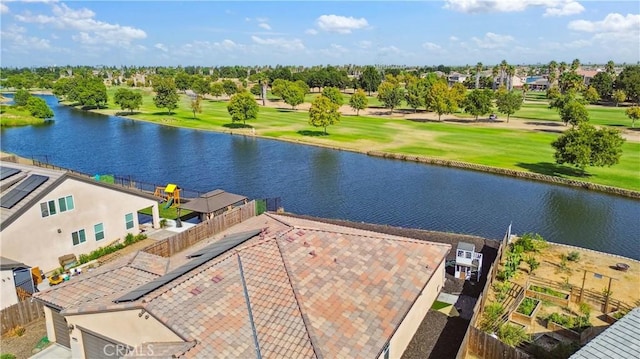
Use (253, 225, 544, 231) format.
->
(514, 233, 547, 252)
(567, 251, 581, 262)
(530, 285, 567, 298)
(526, 255, 540, 275)
(1, 354, 17, 359)
(497, 323, 530, 347)
(479, 302, 505, 332)
(493, 281, 512, 302)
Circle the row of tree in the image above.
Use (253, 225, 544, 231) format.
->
(11, 89, 54, 119)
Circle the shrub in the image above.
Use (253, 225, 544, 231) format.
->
(1, 354, 17, 359)
(7, 325, 25, 337)
(530, 285, 567, 299)
(547, 312, 591, 332)
(493, 281, 512, 302)
(479, 302, 505, 332)
(497, 323, 530, 347)
(517, 297, 539, 316)
(526, 255, 540, 275)
(514, 233, 547, 252)
(612, 310, 629, 320)
(567, 251, 581, 262)
(124, 233, 136, 246)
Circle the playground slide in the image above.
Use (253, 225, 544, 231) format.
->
(164, 198, 174, 209)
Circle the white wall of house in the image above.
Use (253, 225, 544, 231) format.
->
(1, 178, 159, 272)
(381, 259, 446, 359)
(43, 306, 56, 343)
(65, 310, 183, 359)
(0, 268, 18, 309)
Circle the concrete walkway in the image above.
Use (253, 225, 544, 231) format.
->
(29, 344, 72, 359)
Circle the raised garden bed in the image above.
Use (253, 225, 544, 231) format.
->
(532, 333, 561, 351)
(603, 309, 628, 324)
(546, 313, 596, 345)
(510, 297, 541, 326)
(526, 284, 570, 307)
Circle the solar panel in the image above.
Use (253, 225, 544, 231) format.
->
(0, 167, 21, 181)
(114, 228, 262, 303)
(0, 175, 49, 209)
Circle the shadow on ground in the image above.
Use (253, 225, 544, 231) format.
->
(115, 111, 141, 116)
(516, 162, 589, 178)
(297, 130, 327, 136)
(223, 123, 253, 129)
(525, 121, 564, 127)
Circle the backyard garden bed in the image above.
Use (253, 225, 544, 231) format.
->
(526, 284, 570, 307)
(510, 297, 541, 326)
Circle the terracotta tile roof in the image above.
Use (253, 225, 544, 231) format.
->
(34, 251, 168, 313)
(138, 214, 449, 358)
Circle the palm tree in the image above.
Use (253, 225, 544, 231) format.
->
(548, 61, 558, 87)
(606, 60, 616, 76)
(571, 58, 581, 72)
(522, 83, 530, 101)
(500, 60, 508, 88)
(559, 61, 568, 75)
(475, 62, 483, 89)
(492, 65, 500, 90)
(506, 65, 516, 91)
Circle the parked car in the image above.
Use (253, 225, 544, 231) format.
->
(489, 114, 497, 121)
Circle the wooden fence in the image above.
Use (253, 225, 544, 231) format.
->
(464, 326, 532, 359)
(1, 299, 45, 334)
(143, 200, 256, 257)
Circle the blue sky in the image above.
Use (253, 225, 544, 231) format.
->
(1, 1, 639, 67)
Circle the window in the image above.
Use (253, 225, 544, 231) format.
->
(125, 213, 134, 230)
(457, 250, 464, 257)
(72, 229, 86, 246)
(40, 196, 74, 217)
(94, 223, 104, 241)
(466, 251, 472, 259)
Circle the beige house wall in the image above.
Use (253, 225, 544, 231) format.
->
(1, 178, 159, 272)
(43, 306, 56, 343)
(381, 259, 446, 359)
(0, 269, 18, 309)
(66, 310, 182, 359)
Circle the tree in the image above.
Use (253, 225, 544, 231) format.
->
(250, 83, 262, 97)
(522, 83, 530, 101)
(153, 77, 179, 114)
(349, 89, 368, 115)
(475, 62, 483, 89)
(114, 88, 143, 114)
(551, 124, 625, 172)
(13, 89, 31, 107)
(191, 77, 210, 97)
(571, 58, 581, 71)
(359, 66, 382, 95)
(190, 96, 202, 119)
(281, 84, 305, 109)
(583, 86, 600, 105)
(558, 71, 584, 94)
(294, 80, 310, 96)
(210, 82, 224, 99)
(625, 106, 640, 128)
(174, 72, 192, 92)
(550, 94, 589, 126)
(377, 80, 404, 114)
(615, 65, 640, 104)
(526, 256, 540, 275)
(425, 81, 456, 121)
(590, 72, 614, 100)
(321, 87, 344, 106)
(227, 91, 258, 125)
(548, 60, 558, 87)
(222, 80, 238, 97)
(26, 96, 53, 119)
(69, 76, 108, 108)
(612, 89, 626, 107)
(405, 75, 425, 112)
(462, 89, 494, 121)
(450, 82, 467, 107)
(308, 95, 340, 134)
(495, 89, 523, 123)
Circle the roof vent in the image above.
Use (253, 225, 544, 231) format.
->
(309, 250, 316, 258)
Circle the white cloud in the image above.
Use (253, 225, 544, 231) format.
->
(422, 42, 442, 51)
(15, 3, 146, 46)
(245, 17, 251, 22)
(449, 36, 459, 41)
(305, 29, 318, 35)
(1, 24, 51, 51)
(215, 39, 243, 51)
(154, 43, 168, 52)
(357, 40, 372, 49)
(316, 14, 368, 34)
(444, 0, 584, 16)
(251, 36, 304, 51)
(258, 23, 271, 30)
(544, 1, 584, 16)
(471, 32, 514, 49)
(256, 17, 268, 23)
(1, 3, 9, 13)
(568, 13, 640, 33)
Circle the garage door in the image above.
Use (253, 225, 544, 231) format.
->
(81, 329, 130, 359)
(51, 310, 70, 348)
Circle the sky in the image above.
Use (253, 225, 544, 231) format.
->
(1, 0, 639, 68)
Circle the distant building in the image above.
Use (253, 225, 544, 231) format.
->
(34, 213, 451, 358)
(448, 72, 468, 86)
(0, 161, 160, 273)
(455, 242, 483, 281)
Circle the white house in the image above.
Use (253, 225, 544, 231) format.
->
(455, 242, 483, 281)
(0, 256, 35, 309)
(0, 161, 161, 273)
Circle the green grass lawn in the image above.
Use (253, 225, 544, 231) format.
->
(87, 87, 640, 192)
(0, 104, 47, 126)
(431, 301, 451, 310)
(513, 102, 633, 128)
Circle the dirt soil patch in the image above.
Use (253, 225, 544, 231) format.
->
(0, 317, 48, 359)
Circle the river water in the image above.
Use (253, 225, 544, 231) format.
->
(2, 95, 638, 259)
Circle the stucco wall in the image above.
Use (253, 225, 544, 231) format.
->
(1, 178, 158, 272)
(0, 269, 18, 309)
(66, 310, 182, 359)
(43, 306, 56, 343)
(381, 259, 446, 359)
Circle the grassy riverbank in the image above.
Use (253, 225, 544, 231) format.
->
(0, 104, 47, 127)
(72, 88, 640, 192)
